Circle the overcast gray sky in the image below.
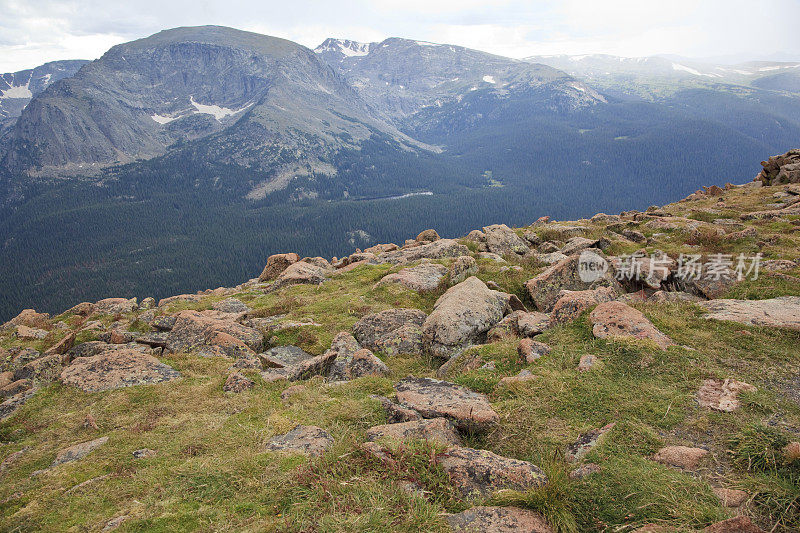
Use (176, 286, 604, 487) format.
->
(1, 0, 799, 72)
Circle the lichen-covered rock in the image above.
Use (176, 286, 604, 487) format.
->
(449, 255, 478, 284)
(712, 487, 749, 508)
(6, 309, 50, 329)
(565, 423, 615, 462)
(394, 377, 499, 432)
(696, 378, 756, 412)
(265, 425, 333, 457)
(703, 516, 765, 533)
(446, 506, 554, 533)
(482, 224, 530, 256)
(518, 339, 551, 363)
(60, 346, 180, 392)
(549, 286, 617, 325)
(212, 298, 250, 314)
(437, 446, 547, 498)
(378, 239, 469, 265)
(422, 277, 509, 358)
(166, 310, 263, 354)
(261, 350, 337, 382)
(52, 437, 108, 467)
(589, 301, 673, 350)
(95, 298, 138, 315)
(526, 252, 620, 312)
(366, 418, 462, 446)
(258, 253, 300, 282)
(272, 261, 329, 288)
(14, 353, 65, 383)
(376, 262, 447, 292)
(353, 309, 427, 357)
(371, 394, 422, 423)
(415, 229, 440, 243)
(699, 296, 800, 330)
(223, 371, 254, 393)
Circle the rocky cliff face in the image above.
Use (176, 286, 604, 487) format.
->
(0, 59, 88, 139)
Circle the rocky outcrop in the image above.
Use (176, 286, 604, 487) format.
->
(526, 252, 619, 312)
(422, 277, 509, 358)
(446, 506, 553, 533)
(449, 256, 478, 284)
(699, 296, 800, 330)
(258, 253, 300, 282)
(378, 239, 469, 265)
(60, 344, 180, 392)
(271, 262, 329, 289)
(756, 149, 800, 185)
(394, 377, 499, 432)
(223, 371, 254, 393)
(652, 445, 708, 470)
(549, 286, 618, 325)
(589, 301, 673, 350)
(352, 308, 427, 356)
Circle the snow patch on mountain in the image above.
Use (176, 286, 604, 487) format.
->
(189, 96, 251, 121)
(482, 75, 496, 84)
(1, 83, 33, 99)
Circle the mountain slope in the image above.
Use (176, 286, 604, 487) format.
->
(2, 26, 418, 186)
(0, 59, 88, 138)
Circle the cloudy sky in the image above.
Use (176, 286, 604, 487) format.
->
(1, 0, 799, 72)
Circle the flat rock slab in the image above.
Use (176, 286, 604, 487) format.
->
(525, 252, 619, 312)
(699, 296, 800, 330)
(422, 277, 509, 358)
(378, 239, 469, 265)
(377, 263, 447, 292)
(265, 425, 333, 457)
(261, 351, 337, 382)
(653, 445, 708, 470)
(589, 301, 673, 350)
(60, 346, 180, 392)
(272, 261, 329, 289)
(166, 310, 263, 354)
(261, 346, 314, 368)
(437, 446, 547, 499)
(353, 308, 427, 357)
(446, 506, 554, 533)
(394, 377, 499, 432)
(366, 418, 462, 446)
(697, 378, 756, 412)
(52, 437, 108, 467)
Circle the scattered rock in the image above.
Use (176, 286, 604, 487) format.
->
(569, 463, 601, 480)
(377, 262, 447, 292)
(562, 236, 600, 255)
(703, 516, 765, 533)
(652, 445, 708, 470)
(212, 298, 251, 314)
(482, 224, 530, 256)
(394, 377, 499, 432)
(416, 229, 440, 243)
(272, 261, 329, 288)
(650, 291, 703, 303)
(95, 298, 138, 315)
(265, 425, 333, 457)
(44, 332, 76, 355)
(498, 369, 537, 386)
(712, 487, 749, 507)
(258, 253, 300, 282)
(52, 436, 109, 467)
(14, 354, 65, 383)
(696, 378, 756, 412)
(261, 350, 337, 382)
(166, 310, 263, 354)
(589, 301, 673, 350)
(366, 418, 462, 446)
(102, 515, 127, 532)
(60, 345, 180, 392)
(577, 354, 599, 372)
(372, 394, 422, 423)
(132, 448, 157, 459)
(379, 239, 470, 265)
(151, 315, 177, 331)
(782, 441, 800, 461)
(526, 252, 619, 312)
(565, 423, 615, 462)
(280, 384, 307, 401)
(549, 286, 618, 325)
(353, 308, 427, 356)
(518, 338, 551, 363)
(446, 506, 554, 533)
(437, 446, 547, 498)
(422, 277, 509, 358)
(83, 413, 99, 430)
(449, 255, 479, 284)
(756, 149, 800, 185)
(0, 389, 35, 421)
(223, 371, 254, 393)
(6, 309, 50, 329)
(698, 297, 800, 330)
(15, 325, 48, 340)
(261, 345, 314, 368)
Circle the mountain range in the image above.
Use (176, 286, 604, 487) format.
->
(0, 26, 799, 320)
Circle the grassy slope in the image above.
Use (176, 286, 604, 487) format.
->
(1, 184, 799, 532)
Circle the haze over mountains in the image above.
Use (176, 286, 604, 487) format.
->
(0, 25, 798, 319)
